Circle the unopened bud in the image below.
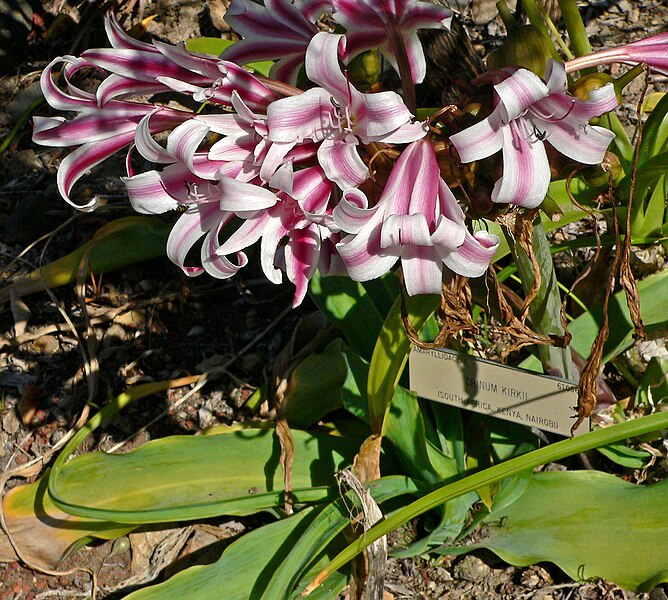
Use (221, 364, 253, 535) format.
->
(581, 152, 624, 187)
(347, 49, 380, 90)
(486, 24, 553, 76)
(570, 73, 619, 102)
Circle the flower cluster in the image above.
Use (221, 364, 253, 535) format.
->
(34, 1, 630, 306)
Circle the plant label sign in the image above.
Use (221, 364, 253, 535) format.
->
(409, 347, 588, 436)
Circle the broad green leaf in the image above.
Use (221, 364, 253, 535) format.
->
(127, 507, 334, 600)
(308, 410, 668, 590)
(0, 217, 170, 303)
(470, 471, 668, 591)
(48, 425, 354, 523)
(309, 271, 384, 360)
(263, 476, 418, 598)
(0, 474, 134, 569)
(127, 477, 418, 599)
(384, 388, 458, 484)
(184, 37, 273, 76)
(368, 293, 440, 434)
(281, 339, 348, 427)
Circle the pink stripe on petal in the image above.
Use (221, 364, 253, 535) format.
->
(217, 176, 278, 212)
(337, 225, 398, 281)
(267, 88, 333, 143)
(443, 230, 499, 278)
(97, 75, 168, 106)
(167, 119, 211, 170)
(123, 170, 180, 214)
(431, 215, 466, 251)
(449, 109, 504, 163)
(401, 246, 443, 296)
(380, 214, 432, 248)
(305, 33, 349, 103)
(317, 137, 368, 191)
(495, 69, 549, 122)
(293, 166, 332, 214)
(105, 12, 157, 52)
(285, 227, 320, 307)
(57, 132, 136, 208)
(167, 204, 223, 276)
(491, 121, 550, 208)
(260, 216, 289, 283)
(217, 210, 272, 256)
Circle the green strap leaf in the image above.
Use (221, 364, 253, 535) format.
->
(368, 293, 440, 434)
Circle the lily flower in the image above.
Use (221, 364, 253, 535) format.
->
(332, 0, 452, 84)
(33, 56, 192, 210)
(450, 60, 618, 209)
(564, 31, 668, 76)
(336, 138, 499, 295)
(265, 32, 427, 189)
(220, 0, 331, 85)
(215, 166, 337, 306)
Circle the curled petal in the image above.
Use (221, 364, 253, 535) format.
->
(57, 132, 137, 209)
(495, 68, 550, 121)
(443, 230, 499, 278)
(285, 227, 321, 307)
(305, 32, 350, 104)
(317, 137, 368, 191)
(431, 215, 466, 251)
(332, 189, 376, 234)
(167, 204, 232, 276)
(123, 170, 180, 214)
(217, 176, 278, 212)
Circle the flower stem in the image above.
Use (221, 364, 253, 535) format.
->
(388, 24, 417, 114)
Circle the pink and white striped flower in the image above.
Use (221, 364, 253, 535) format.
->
(264, 32, 427, 190)
(450, 60, 618, 209)
(565, 31, 668, 77)
(214, 166, 338, 306)
(336, 138, 499, 295)
(33, 56, 192, 210)
(332, 0, 452, 84)
(220, 0, 332, 85)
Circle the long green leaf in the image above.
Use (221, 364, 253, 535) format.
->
(1, 475, 134, 569)
(467, 470, 668, 591)
(126, 477, 418, 599)
(0, 216, 170, 303)
(306, 410, 668, 591)
(48, 425, 354, 523)
(368, 293, 440, 434)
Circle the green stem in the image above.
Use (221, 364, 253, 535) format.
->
(557, 0, 593, 59)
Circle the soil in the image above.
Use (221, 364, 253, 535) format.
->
(0, 0, 667, 598)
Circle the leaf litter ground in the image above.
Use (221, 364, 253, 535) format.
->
(0, 0, 667, 598)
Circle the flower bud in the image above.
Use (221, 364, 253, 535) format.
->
(581, 152, 624, 187)
(570, 72, 620, 102)
(486, 23, 553, 76)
